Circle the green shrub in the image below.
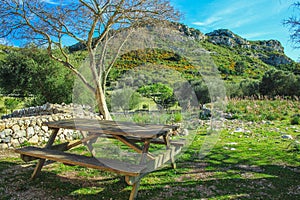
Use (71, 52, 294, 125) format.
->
(173, 112, 182, 123)
(0, 106, 5, 115)
(263, 113, 280, 121)
(291, 114, 300, 125)
(4, 98, 19, 113)
(0, 47, 74, 105)
(132, 113, 151, 124)
(244, 113, 259, 122)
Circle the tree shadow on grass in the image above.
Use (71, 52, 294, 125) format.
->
(136, 144, 300, 200)
(136, 142, 300, 200)
(1, 148, 299, 200)
(0, 159, 134, 200)
(0, 158, 152, 200)
(137, 163, 300, 200)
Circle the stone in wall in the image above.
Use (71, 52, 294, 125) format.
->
(28, 135, 39, 144)
(0, 122, 5, 130)
(13, 130, 26, 139)
(27, 127, 35, 138)
(0, 114, 74, 149)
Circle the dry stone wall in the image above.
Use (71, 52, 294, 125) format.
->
(0, 103, 100, 149)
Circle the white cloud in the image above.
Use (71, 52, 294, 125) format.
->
(192, 0, 271, 30)
(0, 38, 10, 45)
(230, 15, 260, 29)
(192, 16, 222, 27)
(242, 32, 274, 40)
(41, 0, 59, 5)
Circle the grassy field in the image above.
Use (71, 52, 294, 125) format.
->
(0, 99, 299, 199)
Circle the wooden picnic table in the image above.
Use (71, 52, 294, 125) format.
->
(15, 118, 184, 200)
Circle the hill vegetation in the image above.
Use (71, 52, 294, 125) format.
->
(0, 23, 299, 110)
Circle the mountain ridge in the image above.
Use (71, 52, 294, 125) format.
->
(173, 23, 293, 66)
(68, 22, 294, 69)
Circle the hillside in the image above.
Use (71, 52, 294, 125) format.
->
(2, 23, 297, 83)
(68, 23, 299, 83)
(106, 23, 300, 99)
(1, 23, 300, 105)
(104, 23, 299, 91)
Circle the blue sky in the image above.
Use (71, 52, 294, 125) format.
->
(170, 0, 299, 61)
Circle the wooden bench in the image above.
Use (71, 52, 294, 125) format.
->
(15, 146, 147, 177)
(15, 119, 183, 200)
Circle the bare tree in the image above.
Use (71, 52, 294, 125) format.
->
(0, 0, 179, 119)
(284, 2, 300, 49)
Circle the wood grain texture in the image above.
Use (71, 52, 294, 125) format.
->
(16, 146, 147, 176)
(43, 119, 178, 139)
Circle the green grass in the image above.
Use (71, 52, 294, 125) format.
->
(226, 97, 300, 122)
(0, 99, 299, 199)
(0, 96, 25, 116)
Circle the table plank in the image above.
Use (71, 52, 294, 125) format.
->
(44, 119, 178, 139)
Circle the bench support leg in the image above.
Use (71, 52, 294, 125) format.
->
(31, 128, 60, 180)
(129, 180, 140, 200)
(128, 139, 151, 199)
(129, 179, 141, 200)
(163, 135, 176, 169)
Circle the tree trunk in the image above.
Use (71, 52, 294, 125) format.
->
(95, 84, 112, 120)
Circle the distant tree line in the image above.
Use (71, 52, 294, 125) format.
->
(225, 69, 300, 98)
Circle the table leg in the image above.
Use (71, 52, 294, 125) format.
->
(31, 128, 60, 180)
(113, 135, 155, 160)
(81, 131, 97, 156)
(129, 139, 150, 200)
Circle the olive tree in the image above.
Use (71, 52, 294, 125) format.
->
(0, 0, 179, 119)
(110, 88, 141, 112)
(260, 69, 298, 96)
(138, 83, 176, 110)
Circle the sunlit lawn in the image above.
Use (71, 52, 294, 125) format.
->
(0, 99, 299, 199)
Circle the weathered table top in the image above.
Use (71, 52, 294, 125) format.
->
(44, 118, 178, 139)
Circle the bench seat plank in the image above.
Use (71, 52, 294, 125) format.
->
(15, 146, 146, 176)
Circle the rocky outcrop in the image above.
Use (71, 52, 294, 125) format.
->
(205, 29, 293, 65)
(251, 40, 284, 53)
(174, 23, 206, 41)
(68, 24, 294, 67)
(205, 29, 285, 52)
(206, 29, 250, 48)
(258, 53, 293, 66)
